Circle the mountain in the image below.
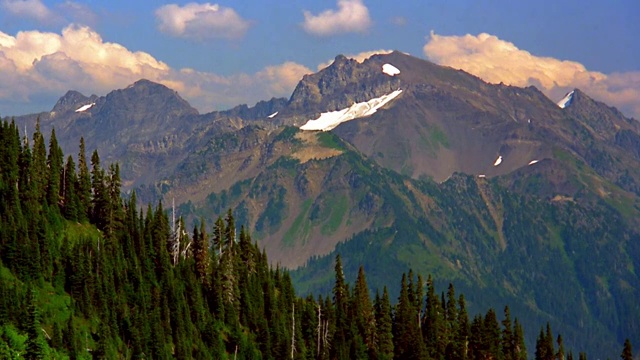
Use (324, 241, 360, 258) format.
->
(14, 79, 253, 186)
(7, 51, 640, 358)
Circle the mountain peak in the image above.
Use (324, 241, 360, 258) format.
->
(52, 90, 90, 113)
(104, 79, 198, 117)
(123, 79, 181, 96)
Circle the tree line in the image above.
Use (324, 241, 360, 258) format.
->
(0, 118, 635, 359)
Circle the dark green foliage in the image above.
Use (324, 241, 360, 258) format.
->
(0, 121, 633, 359)
(375, 287, 394, 360)
(25, 288, 44, 360)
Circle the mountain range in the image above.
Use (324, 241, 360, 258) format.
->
(9, 51, 640, 358)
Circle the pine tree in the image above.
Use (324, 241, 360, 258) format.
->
(105, 163, 124, 237)
(31, 118, 47, 204)
(394, 273, 425, 360)
(446, 283, 458, 339)
(423, 274, 446, 358)
(621, 339, 633, 360)
(331, 254, 349, 360)
(63, 314, 78, 360)
(46, 128, 64, 210)
(352, 266, 376, 357)
(453, 294, 470, 360)
(483, 308, 502, 360)
(62, 155, 79, 220)
(514, 318, 527, 360)
(502, 306, 515, 360)
(374, 287, 394, 360)
(76, 137, 92, 222)
(90, 150, 108, 230)
(557, 335, 565, 360)
(536, 324, 556, 360)
(193, 219, 210, 286)
(25, 288, 44, 360)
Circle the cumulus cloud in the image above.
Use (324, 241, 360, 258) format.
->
(317, 49, 393, 70)
(302, 0, 372, 36)
(423, 31, 640, 119)
(2, 0, 54, 21)
(0, 25, 311, 115)
(155, 2, 251, 40)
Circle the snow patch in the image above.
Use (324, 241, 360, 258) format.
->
(528, 160, 539, 165)
(75, 103, 95, 112)
(300, 89, 403, 131)
(382, 63, 400, 76)
(557, 91, 574, 108)
(493, 156, 503, 166)
(267, 111, 278, 119)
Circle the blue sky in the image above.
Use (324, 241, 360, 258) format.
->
(1, 0, 639, 118)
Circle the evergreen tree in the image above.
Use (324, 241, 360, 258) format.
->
(331, 254, 349, 360)
(483, 308, 502, 360)
(105, 163, 124, 238)
(76, 137, 92, 222)
(31, 119, 47, 205)
(46, 128, 64, 210)
(352, 266, 376, 357)
(514, 318, 527, 360)
(193, 219, 210, 286)
(423, 274, 446, 359)
(25, 288, 44, 360)
(453, 294, 470, 360)
(502, 306, 515, 360)
(394, 273, 425, 360)
(374, 287, 394, 360)
(62, 155, 79, 220)
(90, 150, 108, 230)
(557, 335, 565, 360)
(621, 339, 633, 360)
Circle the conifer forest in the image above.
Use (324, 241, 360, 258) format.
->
(0, 119, 635, 359)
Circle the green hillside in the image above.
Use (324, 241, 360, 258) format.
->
(2, 119, 636, 359)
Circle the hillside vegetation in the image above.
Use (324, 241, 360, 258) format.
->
(2, 120, 636, 359)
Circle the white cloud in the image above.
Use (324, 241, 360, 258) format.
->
(1, 0, 54, 21)
(302, 0, 372, 36)
(317, 49, 392, 70)
(155, 2, 251, 40)
(423, 31, 640, 119)
(1, 0, 98, 27)
(0, 25, 312, 115)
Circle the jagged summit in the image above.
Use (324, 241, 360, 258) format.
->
(51, 90, 93, 114)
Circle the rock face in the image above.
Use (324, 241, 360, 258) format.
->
(9, 52, 640, 358)
(286, 54, 401, 116)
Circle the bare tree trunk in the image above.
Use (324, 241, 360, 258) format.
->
(291, 302, 296, 359)
(317, 304, 321, 358)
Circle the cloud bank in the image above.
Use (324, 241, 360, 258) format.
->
(423, 31, 640, 119)
(0, 25, 312, 115)
(303, 0, 371, 36)
(155, 2, 251, 40)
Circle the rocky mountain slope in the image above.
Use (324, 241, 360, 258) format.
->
(7, 51, 640, 358)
